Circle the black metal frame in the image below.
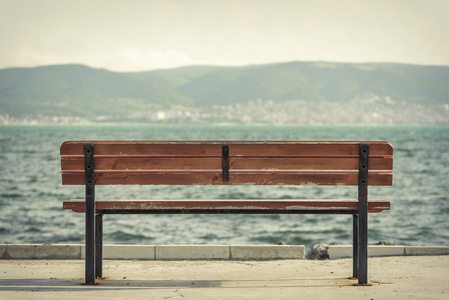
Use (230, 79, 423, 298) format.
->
(84, 143, 96, 284)
(357, 143, 369, 284)
(222, 145, 229, 181)
(82, 143, 371, 285)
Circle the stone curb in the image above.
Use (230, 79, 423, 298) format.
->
(1, 244, 448, 260)
(328, 245, 449, 259)
(0, 244, 305, 260)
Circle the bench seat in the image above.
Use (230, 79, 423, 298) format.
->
(63, 199, 390, 214)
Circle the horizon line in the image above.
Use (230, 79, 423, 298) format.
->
(2, 59, 449, 73)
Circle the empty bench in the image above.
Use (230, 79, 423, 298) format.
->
(60, 141, 393, 285)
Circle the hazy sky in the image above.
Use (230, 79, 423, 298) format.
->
(1, 0, 449, 71)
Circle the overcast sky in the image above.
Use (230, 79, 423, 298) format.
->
(1, 0, 449, 72)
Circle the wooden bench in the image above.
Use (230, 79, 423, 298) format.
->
(60, 141, 393, 285)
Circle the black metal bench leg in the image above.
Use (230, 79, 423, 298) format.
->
(84, 143, 96, 285)
(95, 214, 103, 279)
(358, 208, 368, 284)
(353, 213, 359, 278)
(358, 143, 369, 285)
(85, 195, 96, 284)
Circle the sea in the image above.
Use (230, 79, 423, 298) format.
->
(0, 124, 448, 249)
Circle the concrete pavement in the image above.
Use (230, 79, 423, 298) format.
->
(1, 255, 448, 299)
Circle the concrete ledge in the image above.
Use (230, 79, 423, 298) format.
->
(1, 244, 448, 260)
(105, 245, 155, 260)
(1, 244, 303, 260)
(328, 245, 449, 259)
(231, 245, 304, 259)
(80, 245, 156, 260)
(405, 246, 449, 256)
(0, 244, 7, 258)
(2, 244, 81, 259)
(156, 245, 229, 260)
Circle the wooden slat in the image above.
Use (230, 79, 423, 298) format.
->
(61, 170, 392, 186)
(60, 141, 393, 156)
(61, 156, 392, 171)
(63, 199, 391, 213)
(232, 157, 393, 170)
(61, 157, 222, 171)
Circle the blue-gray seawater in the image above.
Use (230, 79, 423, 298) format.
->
(1, 124, 448, 248)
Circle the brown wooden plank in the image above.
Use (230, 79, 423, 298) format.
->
(231, 157, 392, 171)
(61, 157, 222, 171)
(63, 199, 390, 213)
(60, 141, 393, 156)
(61, 170, 392, 186)
(61, 156, 392, 171)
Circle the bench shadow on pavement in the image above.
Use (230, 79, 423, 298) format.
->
(0, 277, 358, 292)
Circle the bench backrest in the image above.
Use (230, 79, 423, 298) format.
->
(60, 141, 393, 186)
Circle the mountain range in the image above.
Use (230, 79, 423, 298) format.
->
(1, 61, 449, 123)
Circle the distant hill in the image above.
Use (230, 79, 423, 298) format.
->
(1, 62, 449, 123)
(126, 65, 225, 90)
(0, 64, 193, 119)
(178, 62, 449, 106)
